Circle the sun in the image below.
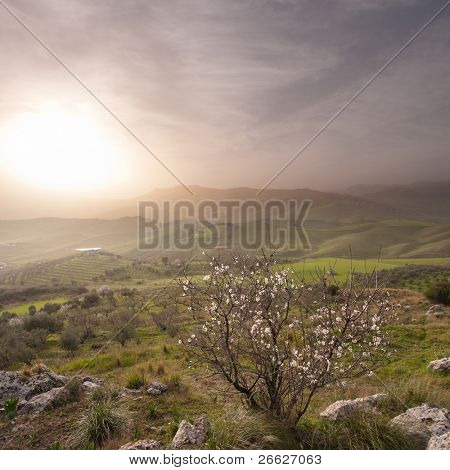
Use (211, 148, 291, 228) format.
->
(0, 105, 126, 194)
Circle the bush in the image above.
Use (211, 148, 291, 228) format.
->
(60, 327, 81, 353)
(147, 403, 158, 420)
(4, 397, 19, 420)
(64, 377, 84, 402)
(23, 311, 62, 333)
(126, 372, 145, 390)
(81, 294, 100, 309)
(425, 280, 450, 305)
(168, 373, 182, 389)
(42, 302, 61, 314)
(0, 325, 40, 367)
(71, 394, 130, 448)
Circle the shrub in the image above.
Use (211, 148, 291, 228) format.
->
(178, 253, 397, 424)
(151, 308, 177, 333)
(147, 403, 158, 420)
(64, 377, 84, 402)
(166, 419, 181, 438)
(0, 325, 38, 367)
(425, 280, 450, 305)
(42, 302, 61, 314)
(108, 308, 140, 347)
(126, 372, 145, 390)
(4, 397, 19, 420)
(71, 395, 130, 448)
(23, 311, 62, 333)
(81, 294, 100, 309)
(60, 327, 82, 354)
(168, 373, 182, 389)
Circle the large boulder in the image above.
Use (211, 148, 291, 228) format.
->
(428, 358, 450, 373)
(21, 372, 66, 400)
(0, 368, 67, 402)
(427, 431, 450, 450)
(147, 382, 168, 396)
(19, 387, 69, 414)
(390, 404, 450, 442)
(320, 394, 387, 421)
(172, 416, 209, 449)
(120, 440, 161, 450)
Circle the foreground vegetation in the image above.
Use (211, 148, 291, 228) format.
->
(0, 252, 448, 450)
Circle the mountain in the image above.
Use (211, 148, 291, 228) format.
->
(104, 185, 405, 222)
(343, 181, 450, 222)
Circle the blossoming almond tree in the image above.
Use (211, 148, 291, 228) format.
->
(177, 253, 396, 424)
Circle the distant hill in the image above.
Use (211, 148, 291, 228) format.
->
(0, 217, 449, 267)
(0, 183, 449, 266)
(343, 181, 450, 222)
(105, 185, 405, 222)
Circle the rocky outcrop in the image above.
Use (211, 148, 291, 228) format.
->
(0, 366, 103, 415)
(147, 382, 168, 396)
(428, 358, 450, 373)
(427, 431, 450, 450)
(120, 440, 162, 450)
(320, 394, 387, 421)
(390, 404, 450, 442)
(0, 369, 66, 402)
(426, 305, 445, 316)
(19, 387, 69, 415)
(172, 416, 209, 449)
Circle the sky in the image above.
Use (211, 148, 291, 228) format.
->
(0, 0, 449, 204)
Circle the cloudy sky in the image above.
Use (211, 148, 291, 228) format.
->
(0, 0, 449, 201)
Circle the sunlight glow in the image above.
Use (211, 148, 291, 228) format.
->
(0, 105, 126, 193)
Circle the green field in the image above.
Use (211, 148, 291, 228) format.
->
(2, 297, 68, 315)
(288, 257, 450, 282)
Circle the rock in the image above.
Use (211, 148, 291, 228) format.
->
(390, 404, 450, 442)
(320, 394, 387, 420)
(0, 371, 23, 401)
(19, 387, 69, 415)
(80, 375, 104, 385)
(147, 382, 168, 396)
(426, 305, 445, 316)
(428, 358, 450, 373)
(172, 416, 209, 449)
(120, 439, 161, 450)
(427, 431, 450, 450)
(21, 372, 67, 400)
(83, 381, 100, 391)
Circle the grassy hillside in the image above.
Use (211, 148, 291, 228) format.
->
(1, 217, 449, 268)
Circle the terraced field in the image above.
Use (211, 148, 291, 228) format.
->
(1, 253, 131, 287)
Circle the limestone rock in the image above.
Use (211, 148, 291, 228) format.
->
(147, 382, 168, 396)
(83, 381, 100, 391)
(19, 387, 69, 414)
(320, 394, 387, 421)
(172, 416, 209, 449)
(21, 372, 66, 400)
(390, 404, 450, 441)
(120, 439, 161, 450)
(426, 305, 445, 316)
(428, 358, 450, 373)
(427, 431, 450, 450)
